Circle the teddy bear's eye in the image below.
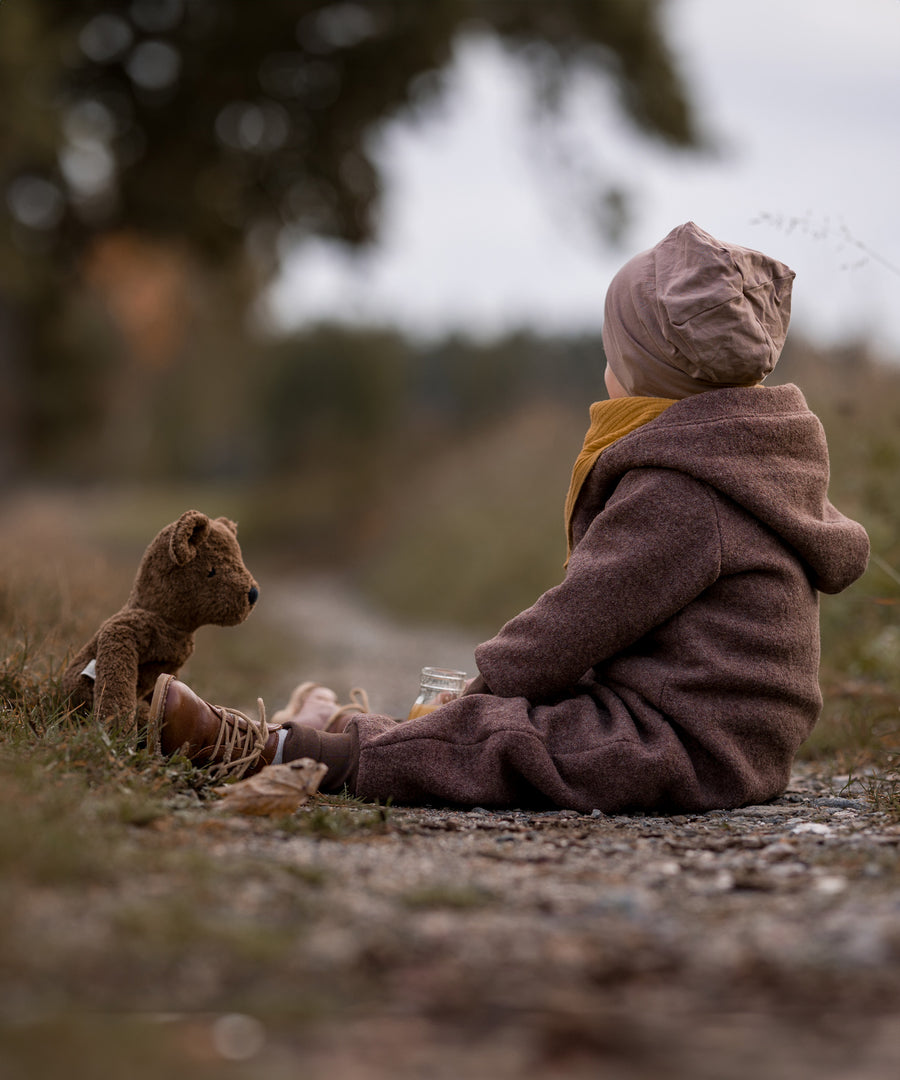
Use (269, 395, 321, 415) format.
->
(207, 567, 217, 577)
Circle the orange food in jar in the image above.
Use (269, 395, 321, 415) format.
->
(407, 700, 443, 720)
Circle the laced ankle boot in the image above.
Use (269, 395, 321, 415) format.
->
(149, 674, 279, 781)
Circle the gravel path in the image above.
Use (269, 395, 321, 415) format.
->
(161, 765, 900, 1080)
(260, 573, 478, 718)
(241, 575, 900, 1079)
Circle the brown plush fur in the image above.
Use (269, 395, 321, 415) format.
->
(62, 510, 259, 733)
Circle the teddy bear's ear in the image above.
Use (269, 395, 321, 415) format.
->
(215, 517, 239, 536)
(169, 510, 211, 566)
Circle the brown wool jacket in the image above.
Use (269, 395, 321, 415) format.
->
(351, 384, 869, 813)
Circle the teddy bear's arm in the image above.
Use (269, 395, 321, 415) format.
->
(93, 620, 146, 733)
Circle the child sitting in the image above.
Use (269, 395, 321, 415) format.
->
(150, 222, 869, 813)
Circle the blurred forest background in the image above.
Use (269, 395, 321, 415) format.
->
(0, 1, 696, 594)
(2, 0, 898, 662)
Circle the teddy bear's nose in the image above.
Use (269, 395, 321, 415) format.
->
(248, 586, 259, 606)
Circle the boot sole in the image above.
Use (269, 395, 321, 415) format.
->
(148, 672, 176, 756)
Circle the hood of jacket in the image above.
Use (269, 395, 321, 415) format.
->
(594, 383, 869, 594)
(602, 222, 795, 399)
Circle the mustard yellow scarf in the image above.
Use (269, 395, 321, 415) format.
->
(564, 396, 677, 560)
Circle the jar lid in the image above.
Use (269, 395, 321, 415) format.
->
(419, 666, 467, 691)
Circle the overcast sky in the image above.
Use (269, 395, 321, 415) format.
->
(266, 0, 900, 360)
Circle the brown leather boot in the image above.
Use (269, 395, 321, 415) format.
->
(149, 673, 280, 780)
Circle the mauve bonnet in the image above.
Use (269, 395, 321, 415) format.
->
(602, 222, 795, 399)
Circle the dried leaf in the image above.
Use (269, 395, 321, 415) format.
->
(213, 758, 328, 816)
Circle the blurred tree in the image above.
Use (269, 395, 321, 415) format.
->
(0, 0, 699, 481)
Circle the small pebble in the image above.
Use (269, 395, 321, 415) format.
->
(790, 822, 833, 837)
(814, 875, 848, 895)
(760, 841, 796, 860)
(813, 797, 869, 811)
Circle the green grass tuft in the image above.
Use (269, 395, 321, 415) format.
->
(401, 883, 496, 910)
(279, 799, 392, 839)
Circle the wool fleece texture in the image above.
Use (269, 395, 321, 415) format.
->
(346, 384, 869, 814)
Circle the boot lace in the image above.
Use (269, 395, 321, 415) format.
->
(208, 698, 271, 781)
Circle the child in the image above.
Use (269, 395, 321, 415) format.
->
(150, 222, 870, 813)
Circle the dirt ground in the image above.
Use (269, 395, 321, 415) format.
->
(91, 765, 900, 1080)
(184, 575, 900, 1080)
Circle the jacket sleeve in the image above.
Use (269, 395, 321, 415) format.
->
(473, 468, 722, 702)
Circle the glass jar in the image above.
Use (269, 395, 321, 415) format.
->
(407, 667, 468, 720)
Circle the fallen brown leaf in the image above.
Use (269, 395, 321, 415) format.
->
(213, 758, 328, 816)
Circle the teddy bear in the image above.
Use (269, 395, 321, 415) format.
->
(62, 510, 259, 734)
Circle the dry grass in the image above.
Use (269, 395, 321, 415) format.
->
(0, 497, 393, 1076)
